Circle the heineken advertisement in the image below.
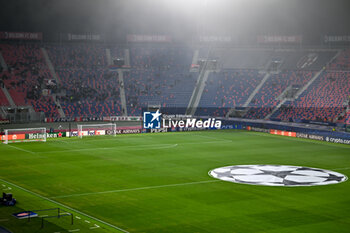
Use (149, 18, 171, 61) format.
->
(25, 132, 67, 140)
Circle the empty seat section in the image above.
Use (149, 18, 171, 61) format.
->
(245, 70, 314, 119)
(196, 69, 264, 116)
(273, 71, 350, 122)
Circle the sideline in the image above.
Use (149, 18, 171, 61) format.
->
(0, 178, 129, 233)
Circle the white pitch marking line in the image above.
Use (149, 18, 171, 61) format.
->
(36, 143, 178, 154)
(7, 145, 35, 154)
(183, 140, 232, 146)
(57, 136, 143, 144)
(36, 139, 232, 155)
(68, 229, 80, 232)
(75, 216, 81, 219)
(2, 184, 5, 187)
(89, 226, 100, 229)
(0, 178, 129, 233)
(52, 139, 69, 144)
(196, 134, 232, 142)
(94, 224, 100, 227)
(51, 180, 220, 199)
(85, 220, 91, 224)
(332, 167, 350, 171)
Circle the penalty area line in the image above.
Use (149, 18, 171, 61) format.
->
(7, 145, 35, 154)
(0, 178, 129, 233)
(51, 180, 220, 199)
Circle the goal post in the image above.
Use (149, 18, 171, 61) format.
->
(77, 123, 117, 138)
(2, 128, 47, 144)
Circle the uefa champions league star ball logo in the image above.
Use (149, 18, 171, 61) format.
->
(209, 165, 347, 187)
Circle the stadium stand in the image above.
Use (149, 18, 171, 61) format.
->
(346, 110, 350, 124)
(270, 48, 350, 123)
(273, 50, 336, 70)
(328, 49, 350, 70)
(201, 48, 336, 70)
(124, 46, 195, 115)
(29, 96, 59, 117)
(110, 47, 125, 61)
(0, 43, 59, 116)
(56, 68, 122, 117)
(0, 88, 9, 106)
(129, 46, 193, 70)
(45, 44, 123, 117)
(272, 71, 350, 122)
(245, 70, 314, 119)
(124, 69, 196, 115)
(196, 69, 264, 116)
(46, 44, 107, 68)
(0, 42, 348, 123)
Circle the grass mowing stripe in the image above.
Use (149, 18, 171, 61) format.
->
(51, 180, 220, 199)
(0, 178, 129, 233)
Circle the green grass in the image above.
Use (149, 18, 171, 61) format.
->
(0, 130, 350, 233)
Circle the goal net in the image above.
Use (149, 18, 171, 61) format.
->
(2, 128, 47, 144)
(77, 123, 117, 138)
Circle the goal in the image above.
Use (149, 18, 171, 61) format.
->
(2, 128, 46, 144)
(77, 123, 117, 138)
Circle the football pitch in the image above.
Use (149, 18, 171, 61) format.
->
(0, 130, 350, 233)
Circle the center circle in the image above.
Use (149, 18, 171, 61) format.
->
(209, 165, 347, 187)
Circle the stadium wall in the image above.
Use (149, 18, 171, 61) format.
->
(141, 121, 350, 145)
(220, 118, 350, 145)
